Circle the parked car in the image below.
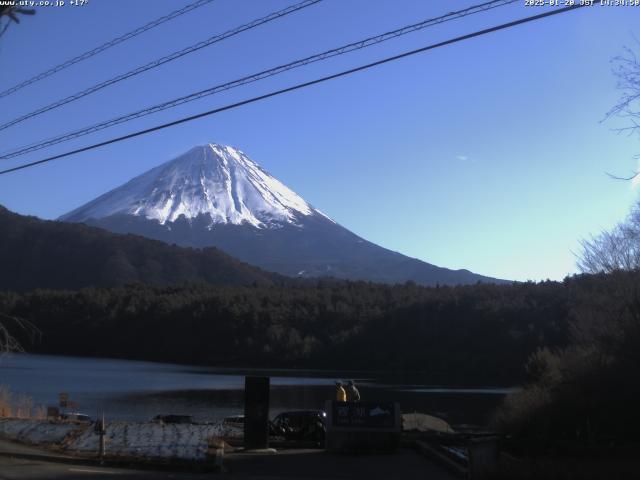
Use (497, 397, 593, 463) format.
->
(269, 410, 326, 446)
(222, 414, 244, 428)
(153, 414, 194, 424)
(60, 412, 91, 423)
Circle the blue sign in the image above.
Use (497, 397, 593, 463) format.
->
(331, 401, 396, 428)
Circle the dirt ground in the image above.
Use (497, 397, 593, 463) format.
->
(0, 437, 458, 480)
(223, 447, 457, 479)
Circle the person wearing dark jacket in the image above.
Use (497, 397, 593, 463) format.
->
(346, 380, 360, 402)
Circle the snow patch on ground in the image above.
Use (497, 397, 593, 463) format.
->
(0, 419, 79, 444)
(0, 418, 239, 461)
(71, 422, 229, 461)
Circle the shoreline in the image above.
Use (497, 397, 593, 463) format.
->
(0, 351, 519, 388)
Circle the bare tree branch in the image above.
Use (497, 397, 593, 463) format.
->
(578, 204, 640, 274)
(601, 43, 640, 181)
(605, 45, 640, 128)
(605, 171, 639, 181)
(0, 312, 40, 354)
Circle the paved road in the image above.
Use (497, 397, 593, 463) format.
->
(0, 438, 457, 480)
(0, 440, 210, 480)
(0, 456, 213, 480)
(224, 448, 457, 479)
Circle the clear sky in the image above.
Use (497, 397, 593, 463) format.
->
(0, 0, 638, 282)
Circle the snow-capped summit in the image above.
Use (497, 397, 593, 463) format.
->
(61, 143, 329, 228)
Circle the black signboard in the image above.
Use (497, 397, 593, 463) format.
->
(244, 376, 270, 449)
(331, 401, 396, 429)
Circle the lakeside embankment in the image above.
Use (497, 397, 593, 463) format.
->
(0, 418, 241, 462)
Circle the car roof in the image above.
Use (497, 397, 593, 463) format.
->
(276, 410, 325, 416)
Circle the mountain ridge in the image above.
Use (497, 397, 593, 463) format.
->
(0, 204, 280, 291)
(60, 143, 507, 286)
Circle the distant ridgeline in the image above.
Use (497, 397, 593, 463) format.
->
(0, 205, 282, 291)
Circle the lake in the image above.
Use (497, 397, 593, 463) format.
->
(0, 354, 516, 426)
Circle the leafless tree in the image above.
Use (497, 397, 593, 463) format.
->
(0, 312, 38, 354)
(604, 42, 640, 182)
(607, 42, 640, 134)
(576, 202, 640, 364)
(0, 6, 36, 24)
(0, 6, 35, 38)
(577, 42, 640, 326)
(578, 204, 640, 274)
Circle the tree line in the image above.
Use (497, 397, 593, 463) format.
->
(1, 278, 575, 385)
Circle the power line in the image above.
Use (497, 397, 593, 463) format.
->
(0, 0, 517, 161)
(0, 0, 216, 99)
(0, 0, 322, 132)
(0, 4, 588, 177)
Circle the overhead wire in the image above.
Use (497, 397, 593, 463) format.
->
(0, 0, 517, 161)
(0, 0, 322, 132)
(0, 0, 217, 99)
(0, 3, 589, 177)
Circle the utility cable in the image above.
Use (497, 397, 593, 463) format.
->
(0, 0, 322, 132)
(0, 0, 216, 99)
(0, 0, 516, 160)
(0, 4, 588, 176)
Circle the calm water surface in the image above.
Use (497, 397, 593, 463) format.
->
(0, 354, 514, 426)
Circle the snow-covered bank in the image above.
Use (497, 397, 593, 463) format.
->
(0, 418, 239, 461)
(0, 419, 78, 445)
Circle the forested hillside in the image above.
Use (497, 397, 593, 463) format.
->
(0, 279, 572, 385)
(0, 205, 280, 291)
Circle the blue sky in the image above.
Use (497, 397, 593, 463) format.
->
(0, 0, 638, 282)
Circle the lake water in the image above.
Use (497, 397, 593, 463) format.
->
(0, 354, 516, 426)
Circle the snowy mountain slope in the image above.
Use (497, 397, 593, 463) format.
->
(60, 143, 506, 286)
(61, 144, 331, 228)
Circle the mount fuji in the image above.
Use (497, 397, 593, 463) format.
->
(60, 143, 502, 286)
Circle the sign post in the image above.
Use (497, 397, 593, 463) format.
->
(243, 376, 270, 450)
(46, 406, 60, 420)
(94, 412, 106, 463)
(58, 392, 68, 418)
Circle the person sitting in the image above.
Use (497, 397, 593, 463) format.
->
(335, 381, 347, 402)
(347, 380, 361, 402)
